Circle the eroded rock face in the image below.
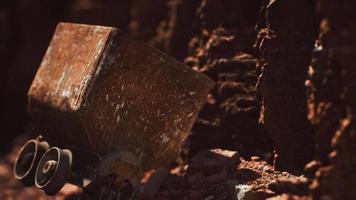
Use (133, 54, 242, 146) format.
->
(129, 0, 166, 41)
(311, 0, 356, 199)
(129, 0, 201, 60)
(148, 0, 201, 60)
(184, 0, 273, 159)
(255, 0, 317, 174)
(306, 18, 347, 164)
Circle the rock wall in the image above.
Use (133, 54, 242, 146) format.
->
(306, 16, 347, 164)
(255, 0, 317, 174)
(311, 0, 356, 199)
(183, 0, 273, 160)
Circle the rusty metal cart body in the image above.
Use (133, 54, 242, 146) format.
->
(14, 23, 213, 198)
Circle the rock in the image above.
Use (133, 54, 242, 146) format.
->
(227, 181, 275, 200)
(205, 170, 228, 183)
(187, 173, 205, 189)
(267, 194, 312, 200)
(147, 0, 201, 60)
(268, 176, 310, 196)
(310, 1, 356, 200)
(204, 195, 215, 200)
(303, 160, 321, 178)
(236, 184, 253, 199)
(263, 165, 274, 174)
(251, 156, 261, 161)
(188, 149, 240, 175)
(142, 164, 175, 198)
(185, 0, 273, 160)
(255, 0, 317, 174)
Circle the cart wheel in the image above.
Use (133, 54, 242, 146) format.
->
(35, 147, 72, 195)
(14, 139, 49, 186)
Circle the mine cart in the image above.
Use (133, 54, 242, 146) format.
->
(13, 23, 213, 199)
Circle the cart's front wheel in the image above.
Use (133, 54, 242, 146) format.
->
(35, 147, 72, 195)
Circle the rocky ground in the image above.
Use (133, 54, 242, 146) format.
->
(1, 139, 311, 200)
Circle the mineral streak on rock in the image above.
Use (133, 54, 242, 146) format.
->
(255, 0, 317, 174)
(311, 0, 356, 199)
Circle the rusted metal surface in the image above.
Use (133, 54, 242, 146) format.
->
(28, 23, 213, 179)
